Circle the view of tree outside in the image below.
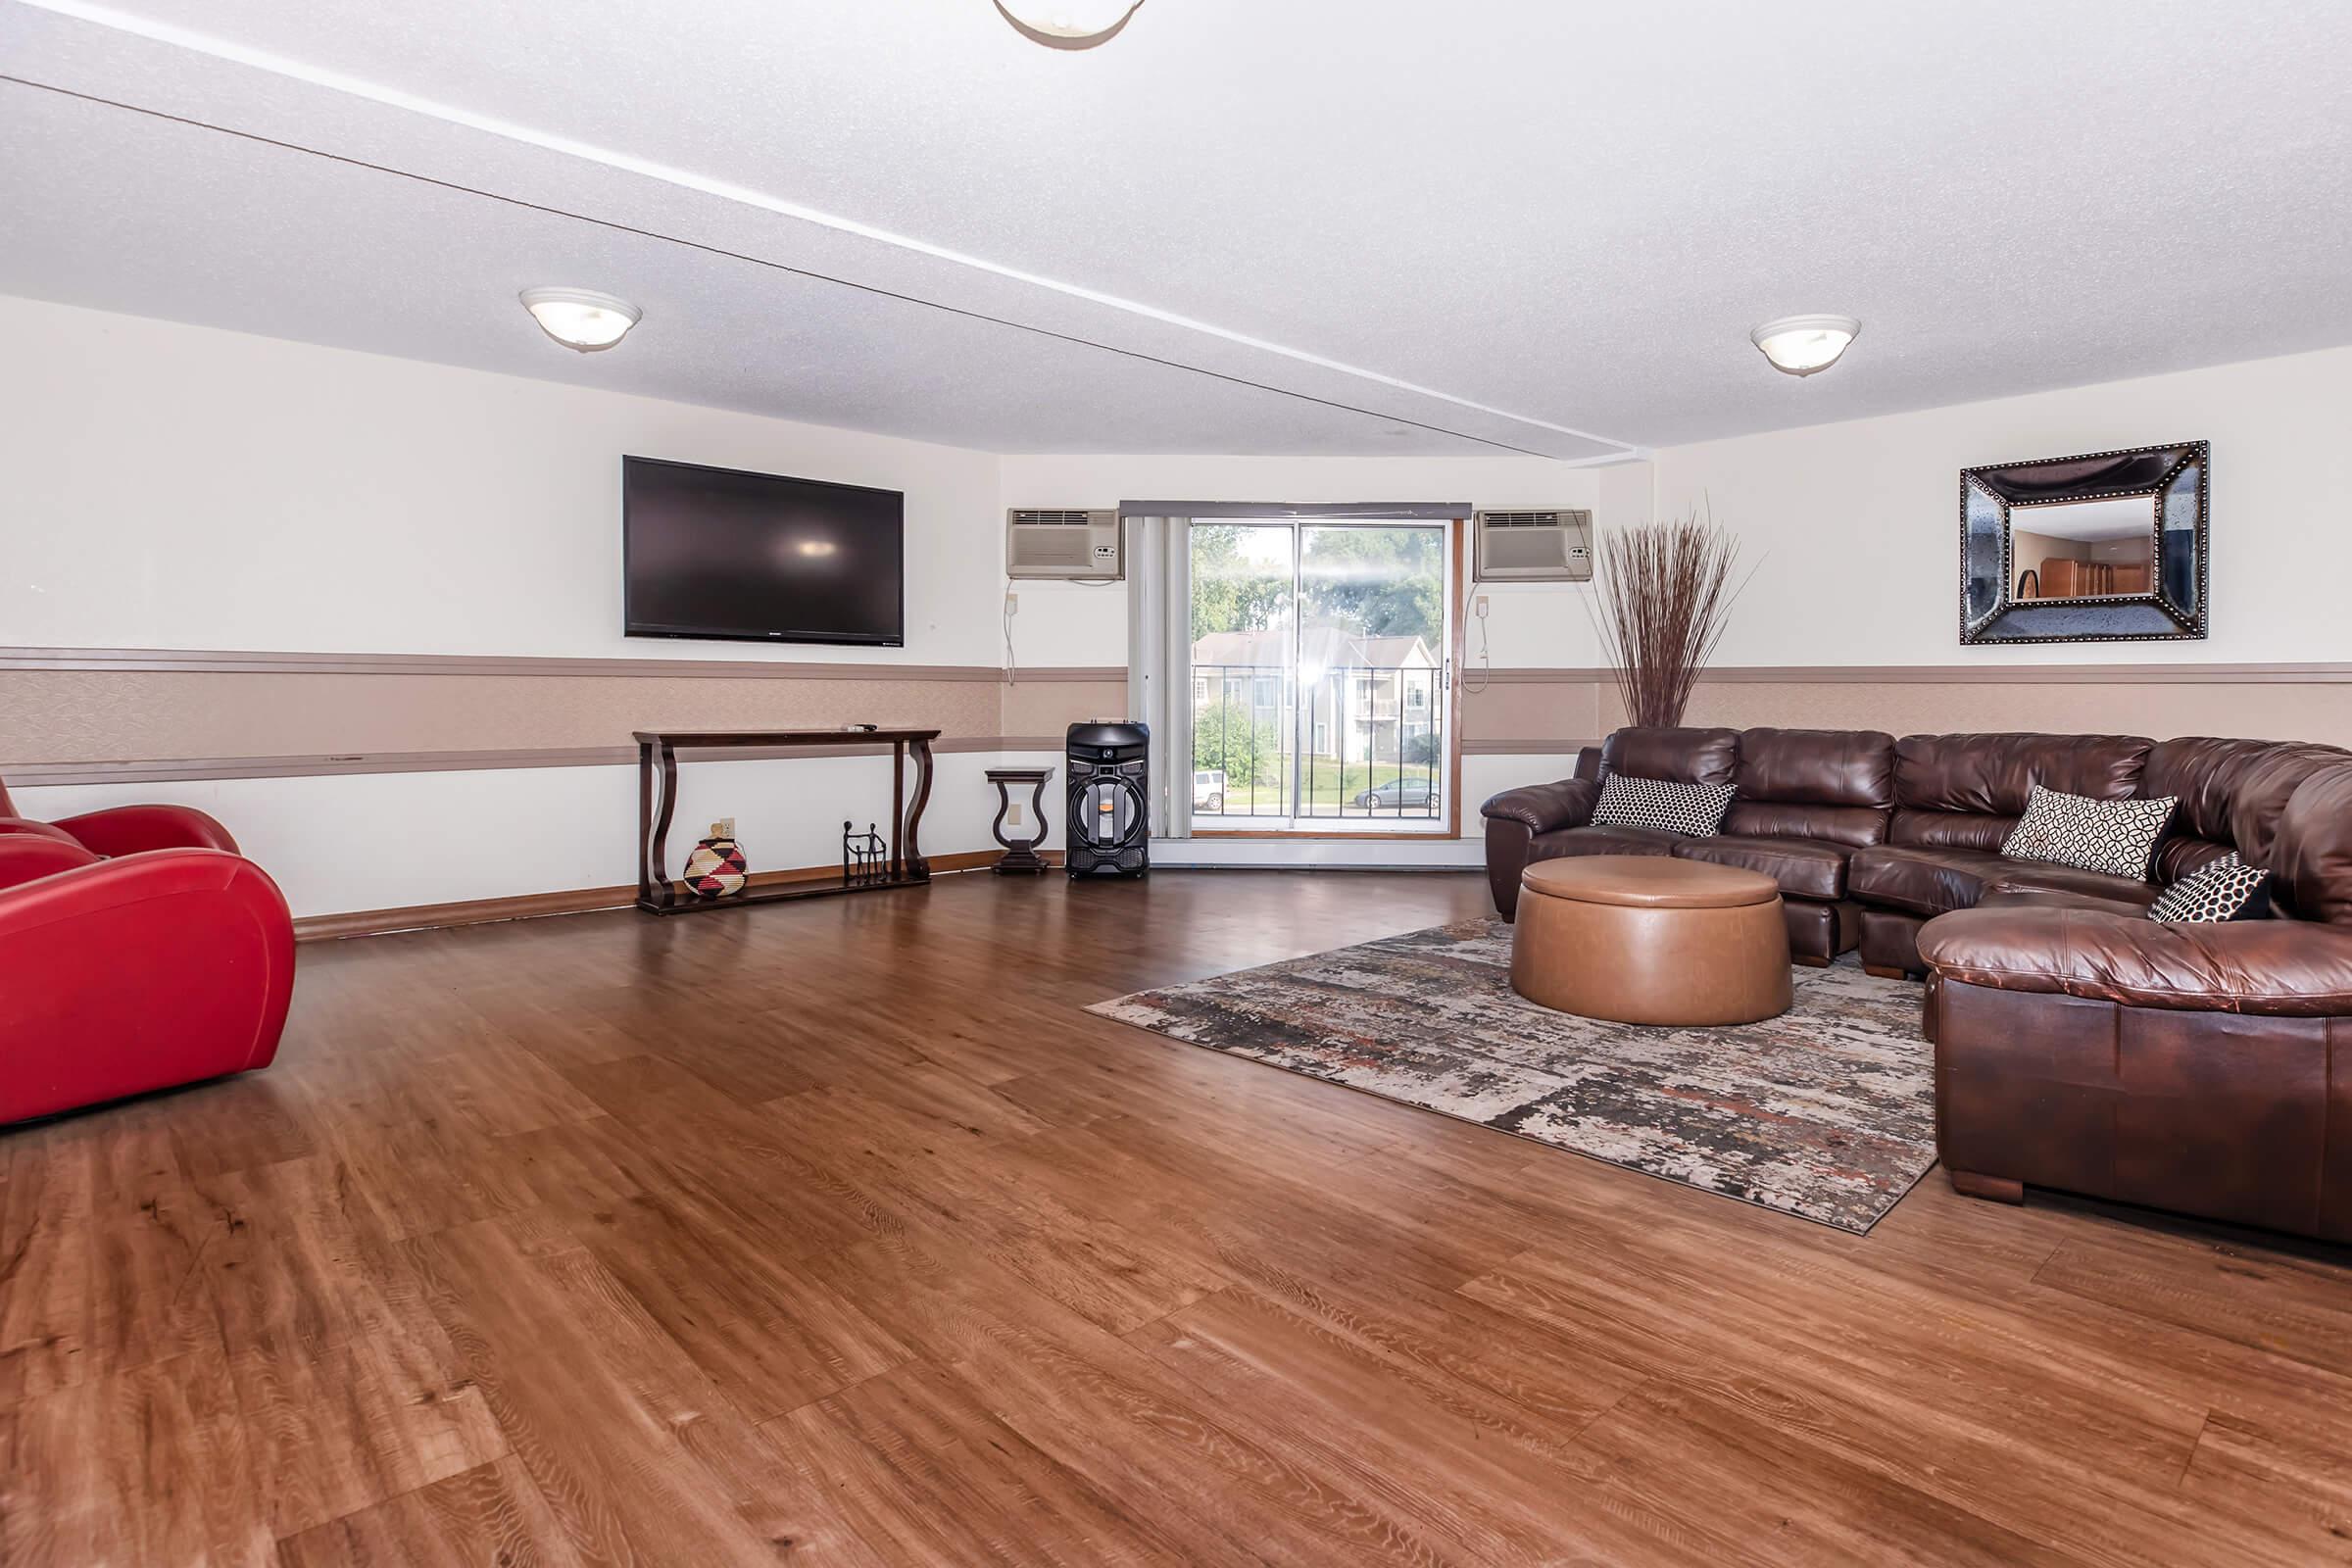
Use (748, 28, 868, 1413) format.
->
(1298, 525, 1443, 644)
(1188, 521, 1448, 828)
(1189, 524, 1292, 644)
(1192, 697, 1283, 784)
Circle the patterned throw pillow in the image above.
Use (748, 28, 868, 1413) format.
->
(2150, 851, 2273, 923)
(1590, 773, 1735, 837)
(1999, 785, 2177, 880)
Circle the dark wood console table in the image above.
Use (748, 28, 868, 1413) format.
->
(635, 728, 939, 915)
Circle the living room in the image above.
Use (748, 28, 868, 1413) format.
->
(5, 3, 2351, 1563)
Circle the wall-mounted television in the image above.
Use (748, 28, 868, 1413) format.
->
(622, 456, 905, 646)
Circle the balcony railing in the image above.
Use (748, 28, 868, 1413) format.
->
(1189, 662, 1444, 821)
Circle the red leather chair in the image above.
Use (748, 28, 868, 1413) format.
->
(0, 779, 293, 1124)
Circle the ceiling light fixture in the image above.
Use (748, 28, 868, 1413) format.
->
(994, 0, 1146, 49)
(519, 287, 642, 353)
(1749, 314, 1860, 377)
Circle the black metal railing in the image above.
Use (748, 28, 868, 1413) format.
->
(1189, 662, 1444, 821)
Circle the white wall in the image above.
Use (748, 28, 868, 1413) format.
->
(1, 296, 1026, 915)
(0, 296, 1004, 663)
(1651, 344, 2352, 667)
(17, 292, 2343, 906)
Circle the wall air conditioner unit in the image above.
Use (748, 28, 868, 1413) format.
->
(1473, 509, 1594, 582)
(1005, 509, 1124, 581)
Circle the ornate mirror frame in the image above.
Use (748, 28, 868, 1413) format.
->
(1959, 440, 2209, 645)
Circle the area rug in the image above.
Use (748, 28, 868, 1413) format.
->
(1088, 919, 1936, 1233)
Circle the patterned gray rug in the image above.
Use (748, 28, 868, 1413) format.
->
(1089, 919, 1936, 1233)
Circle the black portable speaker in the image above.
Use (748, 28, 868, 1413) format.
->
(1065, 720, 1150, 878)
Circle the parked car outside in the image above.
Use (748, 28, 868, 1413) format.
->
(1193, 768, 1227, 813)
(1353, 776, 1438, 810)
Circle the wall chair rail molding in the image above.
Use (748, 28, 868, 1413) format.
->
(1454, 664, 2352, 755)
(0, 646, 1123, 681)
(1461, 737, 1604, 757)
(0, 737, 1056, 789)
(1464, 663, 2352, 685)
(0, 649, 1124, 782)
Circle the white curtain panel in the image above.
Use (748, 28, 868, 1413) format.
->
(1124, 515, 1193, 840)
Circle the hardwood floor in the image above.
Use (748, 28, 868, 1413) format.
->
(6, 868, 2352, 1565)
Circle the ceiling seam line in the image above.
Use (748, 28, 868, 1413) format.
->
(0, 73, 1637, 462)
(11, 0, 1640, 454)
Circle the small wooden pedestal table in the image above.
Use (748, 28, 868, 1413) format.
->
(985, 766, 1054, 873)
(635, 727, 938, 915)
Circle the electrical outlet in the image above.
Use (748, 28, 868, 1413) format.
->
(1004, 591, 1019, 615)
(713, 816, 735, 838)
(1006, 803, 1024, 827)
(1474, 595, 1490, 618)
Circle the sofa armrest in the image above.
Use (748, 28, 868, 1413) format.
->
(0, 849, 294, 1122)
(1919, 906, 2352, 1017)
(0, 817, 86, 847)
(1480, 778, 1600, 836)
(0, 835, 102, 891)
(50, 804, 239, 857)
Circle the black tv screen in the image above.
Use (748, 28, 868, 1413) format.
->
(622, 456, 905, 646)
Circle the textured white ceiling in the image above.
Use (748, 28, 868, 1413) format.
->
(5, 0, 2351, 457)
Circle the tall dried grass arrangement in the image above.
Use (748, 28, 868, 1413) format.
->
(1589, 510, 1750, 730)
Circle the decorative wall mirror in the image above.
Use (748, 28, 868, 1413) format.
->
(1959, 440, 2208, 644)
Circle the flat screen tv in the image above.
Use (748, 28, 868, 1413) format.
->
(622, 456, 905, 646)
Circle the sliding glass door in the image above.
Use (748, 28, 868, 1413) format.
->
(1188, 519, 1452, 835)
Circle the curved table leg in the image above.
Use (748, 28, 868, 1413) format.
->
(1029, 770, 1052, 862)
(903, 738, 935, 879)
(638, 741, 678, 911)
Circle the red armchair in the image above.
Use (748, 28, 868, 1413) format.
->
(0, 780, 292, 1124)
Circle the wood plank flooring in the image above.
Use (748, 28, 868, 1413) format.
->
(6, 869, 2352, 1565)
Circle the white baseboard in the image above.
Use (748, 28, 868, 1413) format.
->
(1148, 837, 1481, 870)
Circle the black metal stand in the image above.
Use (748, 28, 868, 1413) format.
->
(985, 766, 1054, 874)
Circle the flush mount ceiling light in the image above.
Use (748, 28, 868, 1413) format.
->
(1749, 314, 1861, 377)
(518, 287, 642, 353)
(994, 0, 1145, 49)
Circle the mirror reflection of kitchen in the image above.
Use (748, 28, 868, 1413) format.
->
(2010, 495, 2157, 600)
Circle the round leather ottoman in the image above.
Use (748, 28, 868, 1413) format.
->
(1511, 856, 1791, 1025)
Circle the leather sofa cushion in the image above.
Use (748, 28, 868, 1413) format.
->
(1982, 861, 2157, 909)
(2155, 835, 2234, 884)
(1888, 808, 2020, 853)
(1973, 888, 2158, 921)
(1735, 728, 1896, 809)
(1721, 800, 1890, 850)
(1526, 824, 1680, 862)
(2273, 763, 2352, 924)
(1601, 726, 1739, 787)
(2143, 737, 2350, 863)
(1702, 728, 1894, 848)
(1852, 844, 2157, 917)
(1673, 834, 1850, 901)
(1919, 906, 2352, 1016)
(1893, 732, 2153, 816)
(1848, 845, 2008, 916)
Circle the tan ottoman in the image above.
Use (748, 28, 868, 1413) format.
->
(1511, 856, 1791, 1025)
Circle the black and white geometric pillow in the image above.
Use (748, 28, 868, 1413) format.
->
(1590, 773, 1735, 837)
(1999, 785, 2177, 880)
(2150, 851, 2273, 923)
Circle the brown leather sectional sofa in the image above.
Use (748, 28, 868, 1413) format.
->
(1482, 726, 2352, 1243)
